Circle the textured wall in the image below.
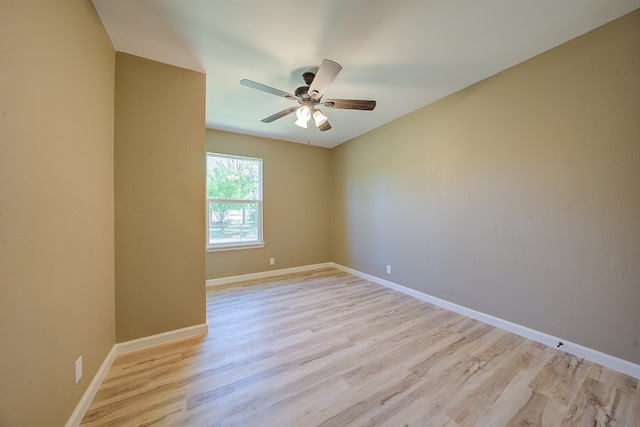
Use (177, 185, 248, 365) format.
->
(0, 1, 116, 425)
(205, 130, 332, 279)
(114, 53, 206, 341)
(332, 10, 640, 364)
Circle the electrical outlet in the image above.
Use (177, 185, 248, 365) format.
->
(386, 265, 391, 274)
(75, 356, 83, 384)
(269, 257, 275, 265)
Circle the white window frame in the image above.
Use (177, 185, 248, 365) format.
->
(205, 153, 264, 252)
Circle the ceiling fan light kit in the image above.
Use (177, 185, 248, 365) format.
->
(240, 59, 376, 132)
(313, 110, 328, 126)
(294, 105, 310, 128)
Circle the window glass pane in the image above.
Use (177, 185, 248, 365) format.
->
(207, 154, 260, 201)
(208, 201, 259, 245)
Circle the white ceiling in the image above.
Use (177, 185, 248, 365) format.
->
(93, 0, 639, 148)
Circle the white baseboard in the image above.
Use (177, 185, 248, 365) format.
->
(115, 323, 209, 355)
(206, 262, 334, 287)
(65, 322, 209, 426)
(64, 346, 117, 427)
(332, 263, 640, 379)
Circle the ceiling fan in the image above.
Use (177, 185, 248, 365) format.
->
(240, 59, 376, 132)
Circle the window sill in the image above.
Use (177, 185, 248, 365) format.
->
(205, 242, 265, 252)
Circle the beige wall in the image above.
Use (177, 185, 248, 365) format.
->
(332, 10, 640, 364)
(0, 4, 637, 425)
(115, 53, 207, 341)
(0, 1, 116, 425)
(205, 130, 331, 279)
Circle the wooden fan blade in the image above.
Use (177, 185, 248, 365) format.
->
(318, 119, 332, 132)
(261, 106, 299, 123)
(308, 59, 342, 101)
(241, 79, 298, 101)
(322, 99, 376, 110)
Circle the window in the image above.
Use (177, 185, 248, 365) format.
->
(206, 153, 263, 251)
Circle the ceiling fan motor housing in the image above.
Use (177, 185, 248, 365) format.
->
(295, 85, 310, 99)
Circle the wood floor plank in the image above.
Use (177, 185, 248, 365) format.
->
(633, 385, 640, 426)
(81, 268, 639, 426)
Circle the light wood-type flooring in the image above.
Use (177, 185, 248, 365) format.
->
(81, 268, 640, 426)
